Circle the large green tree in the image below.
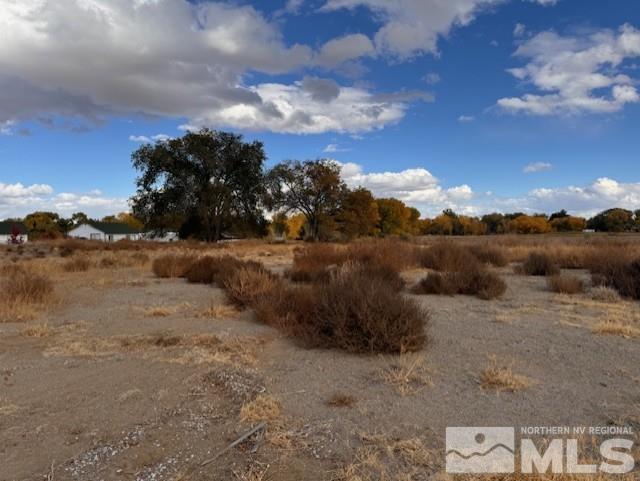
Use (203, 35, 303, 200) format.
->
(131, 129, 266, 242)
(264, 159, 346, 241)
(336, 187, 380, 239)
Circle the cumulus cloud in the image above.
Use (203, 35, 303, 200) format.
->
(458, 115, 475, 123)
(0, 0, 431, 135)
(320, 0, 505, 59)
(513, 23, 526, 37)
(129, 134, 172, 143)
(0, 182, 128, 219)
(335, 161, 477, 216)
(523, 161, 552, 173)
(498, 24, 640, 115)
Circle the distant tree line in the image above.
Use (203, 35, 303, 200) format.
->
(6, 129, 640, 241)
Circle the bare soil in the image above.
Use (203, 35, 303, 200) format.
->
(1, 242, 639, 480)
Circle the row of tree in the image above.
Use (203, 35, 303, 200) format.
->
(5, 130, 640, 241)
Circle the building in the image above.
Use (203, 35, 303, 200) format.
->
(0, 221, 28, 244)
(67, 222, 142, 242)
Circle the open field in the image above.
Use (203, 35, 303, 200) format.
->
(1, 236, 639, 481)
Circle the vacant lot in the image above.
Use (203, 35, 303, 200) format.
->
(1, 236, 639, 481)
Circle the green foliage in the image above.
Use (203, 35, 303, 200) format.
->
(587, 208, 635, 232)
(23, 212, 65, 239)
(336, 188, 380, 239)
(131, 129, 266, 242)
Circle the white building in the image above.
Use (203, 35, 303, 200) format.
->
(67, 222, 142, 242)
(0, 221, 28, 244)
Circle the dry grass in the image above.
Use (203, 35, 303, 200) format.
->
(62, 256, 92, 272)
(0, 268, 55, 322)
(590, 285, 622, 302)
(20, 323, 53, 337)
(548, 274, 585, 294)
(333, 432, 436, 481)
(197, 302, 240, 320)
(223, 265, 285, 308)
(240, 394, 282, 423)
(593, 320, 640, 339)
(152, 253, 196, 278)
(136, 303, 190, 318)
(0, 399, 19, 416)
(326, 393, 358, 408)
(419, 241, 478, 272)
(480, 356, 533, 392)
(379, 354, 432, 396)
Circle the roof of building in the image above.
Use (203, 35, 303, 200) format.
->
(0, 221, 27, 235)
(86, 222, 142, 235)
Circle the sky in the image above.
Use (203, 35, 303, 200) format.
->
(1, 0, 639, 220)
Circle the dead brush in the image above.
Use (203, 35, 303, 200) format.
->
(517, 252, 560, 276)
(326, 392, 358, 408)
(480, 356, 533, 392)
(20, 323, 53, 337)
(308, 262, 428, 353)
(592, 320, 640, 339)
(413, 267, 507, 300)
(62, 256, 92, 272)
(0, 268, 55, 322)
(469, 244, 509, 267)
(589, 256, 640, 300)
(548, 274, 585, 294)
(223, 266, 285, 308)
(419, 241, 478, 272)
(240, 394, 282, 423)
(152, 253, 196, 278)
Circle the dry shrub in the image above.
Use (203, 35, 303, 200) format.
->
(223, 266, 285, 308)
(306, 262, 428, 353)
(469, 244, 509, 267)
(62, 256, 92, 272)
(152, 253, 196, 278)
(185, 255, 259, 286)
(413, 268, 506, 300)
(589, 256, 640, 300)
(288, 239, 419, 283)
(419, 241, 478, 272)
(379, 354, 432, 396)
(326, 393, 357, 408)
(21, 323, 52, 337)
(480, 356, 533, 392)
(590, 286, 622, 303)
(2, 269, 54, 304)
(548, 274, 585, 294)
(518, 252, 560, 276)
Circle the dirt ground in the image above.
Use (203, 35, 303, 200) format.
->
(1, 241, 639, 481)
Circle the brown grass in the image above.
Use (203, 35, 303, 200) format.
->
(240, 394, 282, 423)
(548, 274, 585, 294)
(152, 253, 196, 278)
(223, 265, 285, 308)
(480, 356, 533, 392)
(589, 255, 640, 300)
(593, 320, 640, 339)
(379, 354, 433, 396)
(326, 393, 358, 408)
(419, 241, 478, 272)
(590, 285, 622, 303)
(62, 256, 92, 272)
(0, 269, 55, 322)
(20, 323, 53, 337)
(469, 244, 509, 267)
(197, 302, 240, 320)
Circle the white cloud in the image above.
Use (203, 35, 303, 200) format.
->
(523, 161, 552, 173)
(323, 143, 350, 153)
(0, 0, 431, 135)
(423, 72, 441, 85)
(335, 161, 477, 216)
(531, 0, 559, 5)
(320, 0, 505, 59)
(513, 23, 526, 37)
(458, 115, 475, 123)
(316, 34, 375, 67)
(0, 183, 128, 219)
(498, 24, 640, 115)
(129, 134, 172, 143)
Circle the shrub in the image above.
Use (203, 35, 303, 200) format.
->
(518, 252, 560, 276)
(152, 254, 196, 278)
(413, 267, 506, 300)
(419, 242, 479, 272)
(307, 263, 428, 353)
(223, 266, 284, 308)
(62, 257, 92, 272)
(469, 244, 508, 267)
(590, 259, 640, 300)
(547, 274, 584, 294)
(590, 286, 621, 303)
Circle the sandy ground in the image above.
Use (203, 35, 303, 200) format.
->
(1, 244, 639, 480)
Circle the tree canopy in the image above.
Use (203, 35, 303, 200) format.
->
(131, 129, 266, 242)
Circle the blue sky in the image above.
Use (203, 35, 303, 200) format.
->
(1, 0, 639, 219)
